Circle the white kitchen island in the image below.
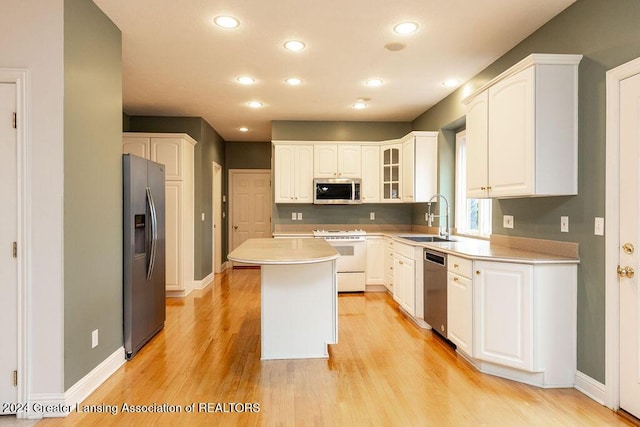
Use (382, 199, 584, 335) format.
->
(227, 238, 339, 360)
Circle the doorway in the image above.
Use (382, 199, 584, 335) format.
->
(212, 162, 223, 273)
(228, 169, 271, 266)
(605, 56, 640, 419)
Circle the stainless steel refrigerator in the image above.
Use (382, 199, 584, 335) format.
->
(123, 154, 166, 359)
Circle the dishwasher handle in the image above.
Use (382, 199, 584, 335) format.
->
(424, 250, 447, 266)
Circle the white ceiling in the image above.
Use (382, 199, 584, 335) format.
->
(94, 0, 576, 142)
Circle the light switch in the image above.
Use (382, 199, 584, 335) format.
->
(370, 212, 375, 220)
(561, 216, 569, 233)
(291, 212, 297, 220)
(503, 215, 514, 229)
(92, 329, 99, 349)
(201, 213, 205, 221)
(297, 212, 303, 220)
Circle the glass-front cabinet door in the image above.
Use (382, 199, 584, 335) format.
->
(381, 144, 401, 202)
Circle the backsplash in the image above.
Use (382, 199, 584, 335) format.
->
(274, 203, 412, 225)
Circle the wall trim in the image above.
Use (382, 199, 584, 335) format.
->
(194, 272, 214, 290)
(575, 371, 606, 405)
(27, 347, 124, 418)
(64, 346, 125, 414)
(604, 55, 640, 411)
(1, 68, 31, 419)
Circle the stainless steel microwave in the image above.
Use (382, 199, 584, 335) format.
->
(314, 178, 362, 204)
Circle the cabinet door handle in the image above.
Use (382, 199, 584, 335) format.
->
(481, 186, 486, 190)
(399, 260, 404, 265)
(454, 263, 459, 268)
(453, 277, 459, 282)
(476, 270, 480, 275)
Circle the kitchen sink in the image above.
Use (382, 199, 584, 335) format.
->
(398, 235, 456, 243)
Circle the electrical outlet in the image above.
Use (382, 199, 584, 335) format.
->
(561, 216, 569, 233)
(291, 212, 297, 220)
(92, 329, 99, 349)
(201, 212, 205, 221)
(370, 212, 375, 220)
(425, 212, 429, 222)
(297, 212, 303, 220)
(595, 217, 605, 236)
(503, 215, 514, 229)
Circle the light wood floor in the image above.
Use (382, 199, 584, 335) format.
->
(39, 268, 630, 426)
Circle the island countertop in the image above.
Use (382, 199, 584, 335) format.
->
(228, 238, 339, 265)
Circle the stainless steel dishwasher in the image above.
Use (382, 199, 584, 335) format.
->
(424, 249, 448, 338)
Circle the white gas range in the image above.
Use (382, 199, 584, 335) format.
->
(313, 229, 367, 292)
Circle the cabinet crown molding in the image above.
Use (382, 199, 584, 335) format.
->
(124, 132, 198, 146)
(462, 53, 583, 105)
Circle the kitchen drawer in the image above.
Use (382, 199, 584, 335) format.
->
(448, 255, 472, 278)
(394, 240, 414, 259)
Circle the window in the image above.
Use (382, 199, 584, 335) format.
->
(455, 130, 492, 237)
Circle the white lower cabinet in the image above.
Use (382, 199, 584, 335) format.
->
(384, 238, 394, 293)
(473, 261, 533, 371)
(472, 260, 577, 387)
(365, 236, 385, 285)
(447, 255, 473, 357)
(393, 241, 417, 316)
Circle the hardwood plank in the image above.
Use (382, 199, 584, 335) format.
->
(38, 269, 630, 426)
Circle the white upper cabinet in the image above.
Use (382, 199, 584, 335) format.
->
(402, 132, 438, 203)
(313, 144, 361, 178)
(465, 92, 490, 199)
(361, 145, 380, 203)
(274, 144, 314, 203)
(381, 143, 402, 202)
(463, 54, 582, 198)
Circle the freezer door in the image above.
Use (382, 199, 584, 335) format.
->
(123, 154, 151, 357)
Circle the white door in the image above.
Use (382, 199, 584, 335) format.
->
(619, 71, 640, 419)
(0, 82, 18, 408)
(212, 162, 223, 273)
(229, 170, 271, 260)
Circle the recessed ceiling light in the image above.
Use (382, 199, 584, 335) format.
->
(284, 40, 305, 51)
(236, 76, 255, 85)
(285, 77, 302, 86)
(247, 101, 263, 108)
(442, 78, 461, 88)
(214, 16, 239, 29)
(352, 102, 367, 110)
(239, 127, 249, 132)
(393, 22, 419, 34)
(365, 79, 384, 87)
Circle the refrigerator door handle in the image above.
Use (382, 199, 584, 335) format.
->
(146, 187, 158, 281)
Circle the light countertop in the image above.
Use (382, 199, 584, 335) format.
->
(272, 231, 579, 264)
(228, 238, 339, 265)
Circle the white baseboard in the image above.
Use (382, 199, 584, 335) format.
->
(575, 370, 606, 405)
(27, 347, 125, 419)
(64, 347, 125, 412)
(26, 393, 68, 419)
(194, 272, 214, 290)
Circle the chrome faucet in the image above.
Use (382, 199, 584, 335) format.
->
(427, 194, 450, 239)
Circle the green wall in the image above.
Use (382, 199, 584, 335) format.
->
(272, 120, 412, 141)
(412, 0, 640, 383)
(226, 141, 271, 169)
(126, 116, 226, 280)
(63, 0, 122, 388)
(275, 204, 412, 226)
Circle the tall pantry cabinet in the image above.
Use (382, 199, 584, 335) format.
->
(123, 133, 196, 296)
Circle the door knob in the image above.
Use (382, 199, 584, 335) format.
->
(617, 265, 634, 278)
(234, 226, 238, 230)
